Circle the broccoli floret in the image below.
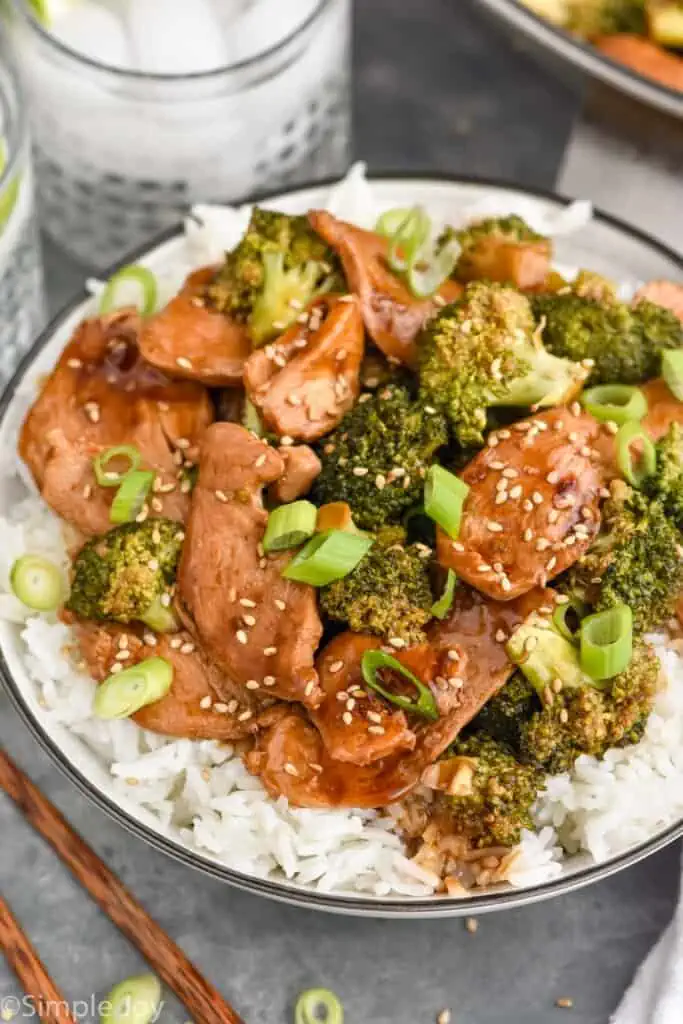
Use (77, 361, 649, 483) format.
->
(568, 0, 646, 37)
(443, 215, 545, 284)
(446, 732, 543, 847)
(417, 282, 587, 447)
(313, 382, 448, 530)
(532, 292, 682, 386)
(471, 672, 539, 749)
(520, 640, 659, 773)
(204, 207, 343, 344)
(320, 534, 434, 644)
(645, 424, 683, 531)
(66, 519, 182, 629)
(568, 481, 683, 635)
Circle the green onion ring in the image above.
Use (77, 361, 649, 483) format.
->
(94, 658, 173, 720)
(375, 207, 413, 239)
(110, 470, 155, 524)
(10, 555, 62, 612)
(0, 137, 20, 235)
(552, 595, 588, 644)
(386, 206, 431, 274)
(407, 238, 460, 299)
(263, 501, 318, 553)
(295, 988, 344, 1024)
(431, 569, 457, 620)
(582, 384, 647, 425)
(100, 265, 158, 317)
(615, 421, 656, 489)
(100, 974, 162, 1024)
(662, 350, 683, 402)
(361, 649, 439, 720)
(424, 465, 469, 539)
(93, 445, 142, 488)
(580, 605, 633, 681)
(283, 530, 373, 586)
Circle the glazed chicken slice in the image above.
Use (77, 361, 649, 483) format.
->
(634, 280, 683, 325)
(309, 210, 462, 367)
(139, 266, 251, 387)
(457, 234, 551, 292)
(243, 295, 364, 442)
(73, 619, 281, 741)
(270, 444, 322, 503)
(438, 406, 604, 600)
(248, 587, 552, 808)
(176, 422, 324, 707)
(20, 309, 214, 537)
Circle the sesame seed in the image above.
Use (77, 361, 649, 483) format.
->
(568, 431, 579, 443)
(242, 614, 256, 627)
(559, 708, 569, 724)
(180, 642, 195, 655)
(170, 637, 182, 650)
(447, 649, 460, 661)
(213, 702, 229, 714)
(67, 357, 82, 369)
(546, 556, 557, 572)
(367, 711, 383, 724)
(465, 917, 478, 934)
(495, 479, 508, 493)
(284, 762, 299, 777)
(522, 499, 534, 512)
(552, 678, 563, 693)
(495, 629, 507, 643)
(176, 437, 191, 450)
(238, 710, 253, 722)
(570, 402, 581, 416)
(342, 711, 353, 725)
(477, 563, 492, 573)
(536, 538, 551, 552)
(501, 577, 512, 592)
(389, 637, 406, 649)
(236, 630, 248, 645)
(548, 509, 560, 524)
(280, 435, 294, 447)
(502, 468, 518, 479)
(487, 521, 503, 533)
(523, 528, 534, 542)
(264, 646, 277, 656)
(110, 662, 123, 674)
(495, 493, 508, 505)
(286, 394, 302, 407)
(115, 649, 130, 661)
(489, 461, 505, 471)
(547, 471, 560, 485)
(176, 356, 193, 370)
(199, 695, 212, 709)
(329, 660, 344, 674)
(532, 491, 544, 505)
(143, 633, 157, 646)
(264, 675, 276, 686)
(368, 725, 386, 735)
(509, 484, 523, 499)
(83, 401, 100, 423)
(353, 466, 369, 477)
(255, 453, 267, 468)
(160, 593, 171, 607)
(227, 700, 239, 713)
(274, 599, 286, 611)
(214, 490, 229, 503)
(346, 698, 356, 711)
(83, 484, 92, 499)
(452, 542, 465, 552)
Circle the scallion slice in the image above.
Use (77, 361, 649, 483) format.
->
(580, 605, 633, 681)
(386, 206, 431, 274)
(552, 595, 588, 644)
(263, 501, 317, 553)
(431, 569, 457, 620)
(0, 137, 20, 234)
(662, 350, 683, 402)
(93, 445, 142, 488)
(100, 265, 158, 317)
(375, 207, 413, 239)
(140, 595, 178, 633)
(424, 465, 469, 539)
(582, 384, 647, 425)
(616, 421, 656, 489)
(10, 555, 62, 612)
(100, 973, 162, 1024)
(295, 988, 344, 1024)
(406, 238, 460, 299)
(282, 530, 373, 586)
(361, 649, 438, 720)
(110, 470, 155, 524)
(94, 657, 173, 720)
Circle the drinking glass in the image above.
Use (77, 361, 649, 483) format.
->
(7, 0, 352, 271)
(0, 55, 44, 383)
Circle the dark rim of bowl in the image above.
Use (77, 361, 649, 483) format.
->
(472, 0, 683, 120)
(1, 171, 682, 918)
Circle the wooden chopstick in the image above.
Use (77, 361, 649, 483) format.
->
(0, 896, 77, 1024)
(0, 749, 245, 1024)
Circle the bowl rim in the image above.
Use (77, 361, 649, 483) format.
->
(2, 169, 682, 919)
(472, 0, 683, 120)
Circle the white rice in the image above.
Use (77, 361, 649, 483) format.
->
(1, 166, 679, 901)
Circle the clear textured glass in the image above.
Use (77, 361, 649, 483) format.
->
(0, 53, 44, 383)
(7, 0, 352, 271)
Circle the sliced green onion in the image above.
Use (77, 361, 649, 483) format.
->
(242, 397, 264, 436)
(616, 421, 656, 489)
(375, 207, 413, 239)
(10, 555, 62, 612)
(361, 650, 438, 720)
(94, 658, 173, 720)
(662, 350, 683, 402)
(431, 569, 457, 620)
(140, 595, 178, 633)
(263, 501, 317, 553)
(100, 973, 162, 1024)
(580, 605, 633, 681)
(552, 596, 588, 644)
(295, 988, 344, 1024)
(424, 465, 469, 539)
(283, 530, 373, 586)
(110, 470, 155, 524)
(100, 265, 158, 317)
(582, 384, 647, 425)
(93, 445, 142, 488)
(386, 206, 431, 274)
(0, 137, 20, 235)
(407, 238, 460, 299)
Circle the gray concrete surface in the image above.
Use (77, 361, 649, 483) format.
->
(1, 1, 680, 1022)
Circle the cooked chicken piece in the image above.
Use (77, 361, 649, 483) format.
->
(642, 378, 683, 440)
(634, 280, 683, 325)
(20, 310, 213, 537)
(248, 586, 553, 807)
(139, 267, 251, 387)
(176, 422, 324, 707)
(309, 210, 462, 367)
(243, 295, 364, 442)
(595, 35, 683, 92)
(458, 236, 551, 291)
(270, 445, 321, 503)
(437, 407, 603, 600)
(72, 618, 281, 741)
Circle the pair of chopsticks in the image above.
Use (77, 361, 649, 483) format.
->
(0, 749, 245, 1024)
